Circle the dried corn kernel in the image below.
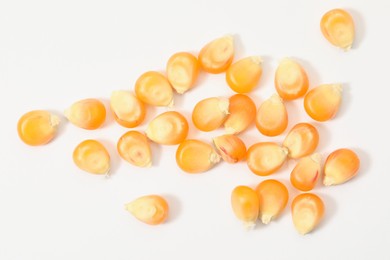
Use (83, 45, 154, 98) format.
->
(247, 142, 288, 176)
(198, 35, 234, 74)
(304, 84, 342, 122)
(213, 134, 246, 163)
(291, 193, 325, 235)
(73, 139, 110, 174)
(231, 186, 259, 229)
(125, 195, 168, 225)
(110, 90, 146, 128)
(226, 56, 262, 93)
(192, 97, 229, 132)
(275, 58, 309, 100)
(224, 94, 256, 134)
(290, 153, 321, 191)
(176, 139, 220, 173)
(146, 111, 188, 145)
(323, 148, 360, 186)
(321, 9, 355, 50)
(283, 123, 319, 159)
(255, 179, 289, 224)
(17, 110, 60, 146)
(134, 71, 174, 107)
(65, 99, 106, 130)
(166, 52, 200, 94)
(255, 94, 288, 137)
(117, 131, 152, 167)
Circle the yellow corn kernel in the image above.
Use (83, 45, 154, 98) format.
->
(17, 110, 60, 146)
(146, 111, 188, 145)
(134, 71, 174, 107)
(125, 195, 169, 225)
(255, 179, 289, 224)
(213, 134, 246, 163)
(226, 56, 263, 93)
(231, 186, 259, 229)
(176, 139, 220, 173)
(224, 94, 256, 134)
(166, 52, 200, 94)
(247, 142, 288, 176)
(65, 98, 106, 130)
(304, 84, 342, 122)
(110, 90, 146, 128)
(323, 148, 360, 186)
(283, 123, 319, 159)
(275, 58, 309, 100)
(291, 153, 321, 191)
(73, 140, 110, 175)
(291, 193, 325, 235)
(321, 9, 355, 50)
(255, 94, 288, 137)
(198, 35, 234, 74)
(192, 97, 229, 132)
(117, 131, 152, 167)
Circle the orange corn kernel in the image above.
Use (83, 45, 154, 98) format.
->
(226, 56, 263, 93)
(247, 142, 288, 176)
(255, 179, 289, 224)
(117, 131, 152, 167)
(255, 94, 288, 137)
(224, 94, 256, 134)
(290, 153, 322, 191)
(17, 110, 60, 146)
(65, 98, 106, 130)
(110, 90, 146, 128)
(73, 140, 110, 175)
(134, 71, 174, 107)
(283, 123, 319, 159)
(146, 111, 188, 145)
(213, 134, 246, 163)
(198, 35, 234, 74)
(231, 185, 259, 229)
(321, 9, 355, 50)
(125, 195, 169, 225)
(176, 139, 220, 173)
(275, 58, 309, 100)
(192, 97, 229, 132)
(304, 84, 342, 122)
(166, 52, 200, 94)
(323, 148, 360, 186)
(291, 193, 325, 235)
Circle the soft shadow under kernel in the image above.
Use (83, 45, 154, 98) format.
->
(335, 82, 351, 119)
(313, 192, 337, 234)
(100, 98, 114, 128)
(312, 122, 332, 152)
(349, 147, 371, 180)
(161, 194, 182, 223)
(150, 141, 163, 167)
(98, 138, 122, 177)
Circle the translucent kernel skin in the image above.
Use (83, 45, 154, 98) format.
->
(321, 9, 355, 50)
(231, 186, 260, 229)
(283, 123, 319, 159)
(110, 90, 146, 128)
(73, 139, 110, 175)
(125, 195, 169, 225)
(192, 97, 229, 132)
(213, 134, 247, 163)
(65, 99, 106, 130)
(256, 94, 288, 137)
(290, 153, 321, 191)
(226, 56, 263, 93)
(324, 148, 360, 186)
(117, 131, 152, 167)
(224, 94, 256, 134)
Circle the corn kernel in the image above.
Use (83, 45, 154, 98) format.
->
(290, 153, 321, 191)
(166, 52, 200, 94)
(255, 94, 288, 137)
(247, 142, 288, 176)
(17, 110, 60, 146)
(192, 97, 229, 132)
(213, 134, 246, 163)
(65, 98, 106, 130)
(283, 123, 319, 159)
(198, 35, 234, 74)
(224, 94, 256, 134)
(125, 195, 168, 225)
(146, 111, 188, 145)
(304, 84, 342, 122)
(226, 56, 263, 93)
(291, 193, 325, 235)
(134, 71, 174, 107)
(255, 179, 289, 224)
(117, 131, 152, 167)
(176, 139, 220, 173)
(231, 186, 259, 229)
(321, 9, 355, 50)
(73, 139, 110, 175)
(110, 90, 146, 128)
(323, 148, 360, 186)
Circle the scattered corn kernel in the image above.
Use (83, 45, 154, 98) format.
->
(192, 97, 229, 132)
(231, 185, 259, 229)
(213, 134, 246, 163)
(125, 195, 169, 225)
(117, 131, 152, 167)
(323, 148, 360, 186)
(17, 110, 60, 146)
(65, 98, 106, 130)
(226, 56, 263, 93)
(290, 153, 322, 191)
(247, 142, 288, 176)
(283, 123, 319, 159)
(73, 139, 110, 174)
(110, 90, 146, 128)
(224, 94, 256, 134)
(321, 9, 355, 50)
(291, 193, 325, 235)
(255, 179, 289, 224)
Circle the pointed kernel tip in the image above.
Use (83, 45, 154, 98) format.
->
(323, 176, 334, 186)
(250, 56, 263, 65)
(225, 126, 237, 135)
(50, 114, 61, 127)
(210, 152, 221, 164)
(282, 146, 289, 156)
(218, 98, 230, 114)
(167, 98, 174, 108)
(270, 93, 283, 103)
(332, 83, 343, 93)
(261, 214, 273, 225)
(243, 221, 256, 230)
(310, 153, 322, 164)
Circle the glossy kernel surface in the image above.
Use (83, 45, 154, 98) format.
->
(321, 9, 355, 50)
(324, 148, 360, 186)
(167, 52, 200, 94)
(290, 153, 322, 191)
(192, 97, 229, 132)
(117, 131, 152, 167)
(283, 123, 319, 159)
(65, 99, 106, 130)
(226, 56, 262, 93)
(224, 94, 256, 134)
(213, 134, 246, 163)
(125, 195, 169, 225)
(256, 94, 288, 137)
(73, 139, 110, 174)
(247, 142, 288, 176)
(110, 90, 146, 128)
(231, 185, 259, 229)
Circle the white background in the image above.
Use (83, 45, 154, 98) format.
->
(1, 0, 389, 259)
